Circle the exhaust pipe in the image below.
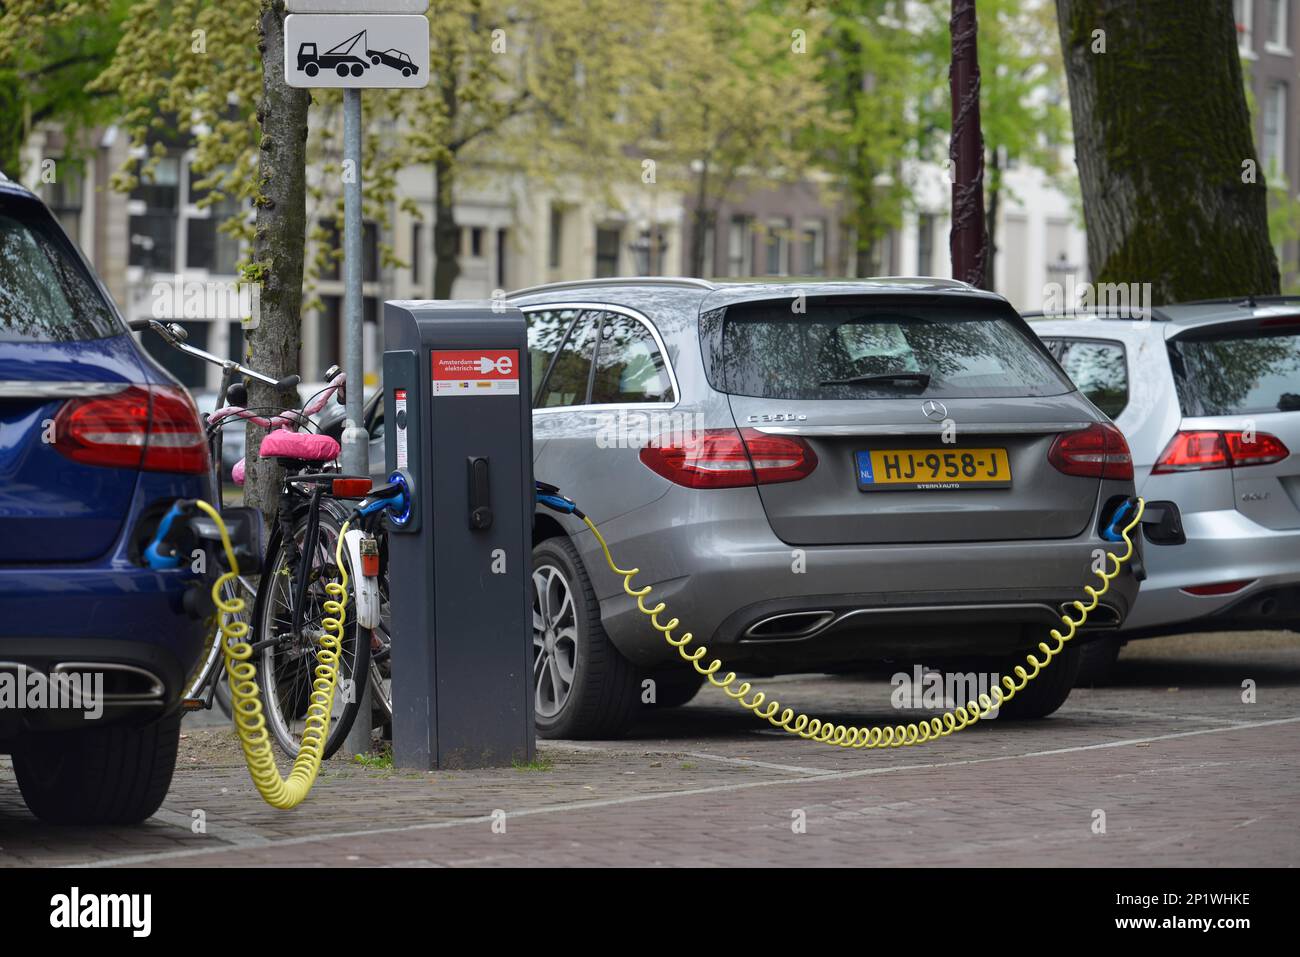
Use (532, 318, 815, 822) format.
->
(742, 610, 836, 642)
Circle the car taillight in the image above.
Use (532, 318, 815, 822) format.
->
(638, 427, 817, 488)
(1047, 422, 1133, 480)
(54, 384, 209, 474)
(1151, 430, 1289, 474)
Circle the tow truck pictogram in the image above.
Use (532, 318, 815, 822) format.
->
(297, 29, 370, 78)
(297, 29, 418, 79)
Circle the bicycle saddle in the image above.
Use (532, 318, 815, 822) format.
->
(258, 430, 341, 462)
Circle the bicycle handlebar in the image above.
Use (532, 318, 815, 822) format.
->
(129, 318, 290, 389)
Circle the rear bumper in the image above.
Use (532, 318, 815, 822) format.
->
(0, 565, 209, 743)
(1122, 507, 1300, 634)
(578, 486, 1140, 670)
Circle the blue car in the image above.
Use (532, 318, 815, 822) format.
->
(0, 174, 211, 824)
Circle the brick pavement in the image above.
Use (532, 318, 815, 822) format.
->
(1, 631, 1296, 867)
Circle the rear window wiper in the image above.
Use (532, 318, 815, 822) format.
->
(819, 371, 932, 389)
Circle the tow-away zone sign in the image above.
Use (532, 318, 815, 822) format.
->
(285, 14, 430, 89)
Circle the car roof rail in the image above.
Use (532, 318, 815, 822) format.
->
(509, 276, 717, 298)
(870, 275, 975, 289)
(1021, 308, 1174, 322)
(1173, 293, 1300, 309)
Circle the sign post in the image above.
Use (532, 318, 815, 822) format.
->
(285, 0, 430, 755)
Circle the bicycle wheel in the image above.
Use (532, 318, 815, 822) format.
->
(252, 498, 370, 759)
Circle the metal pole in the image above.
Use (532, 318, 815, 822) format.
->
(949, 0, 989, 289)
(342, 86, 373, 756)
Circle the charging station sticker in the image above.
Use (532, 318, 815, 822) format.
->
(394, 388, 408, 468)
(431, 349, 520, 397)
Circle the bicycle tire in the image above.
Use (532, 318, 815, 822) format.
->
(251, 497, 370, 760)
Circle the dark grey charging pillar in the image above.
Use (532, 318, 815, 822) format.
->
(382, 301, 535, 769)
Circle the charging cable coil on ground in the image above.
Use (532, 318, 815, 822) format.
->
(581, 499, 1145, 749)
(194, 500, 348, 808)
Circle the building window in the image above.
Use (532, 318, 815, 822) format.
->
(727, 215, 751, 277)
(1263, 81, 1287, 176)
(916, 214, 935, 275)
(496, 228, 509, 288)
(47, 170, 83, 244)
(1267, 0, 1290, 50)
(468, 226, 484, 259)
(185, 192, 241, 274)
(411, 222, 422, 285)
(595, 226, 621, 278)
(319, 218, 380, 282)
(698, 220, 715, 278)
(128, 154, 180, 273)
(320, 296, 341, 372)
(764, 217, 790, 276)
(548, 205, 564, 270)
(1237, 0, 1256, 51)
(801, 220, 826, 276)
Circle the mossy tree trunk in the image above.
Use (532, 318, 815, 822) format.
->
(1056, 0, 1278, 303)
(244, 1, 310, 522)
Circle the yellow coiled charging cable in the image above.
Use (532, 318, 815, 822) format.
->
(582, 498, 1144, 748)
(194, 500, 348, 808)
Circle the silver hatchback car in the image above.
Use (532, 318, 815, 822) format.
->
(1031, 299, 1300, 672)
(512, 278, 1140, 737)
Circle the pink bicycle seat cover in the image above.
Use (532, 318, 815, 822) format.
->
(258, 430, 341, 462)
(232, 457, 246, 486)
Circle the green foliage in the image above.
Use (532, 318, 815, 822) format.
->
(814, 0, 941, 270)
(0, 0, 127, 177)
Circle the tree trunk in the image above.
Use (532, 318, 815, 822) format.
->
(987, 146, 1001, 292)
(432, 154, 459, 298)
(244, 1, 310, 522)
(689, 161, 712, 277)
(1056, 0, 1278, 302)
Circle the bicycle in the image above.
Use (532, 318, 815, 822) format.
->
(131, 319, 391, 758)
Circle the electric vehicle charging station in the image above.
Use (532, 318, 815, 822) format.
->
(382, 301, 536, 770)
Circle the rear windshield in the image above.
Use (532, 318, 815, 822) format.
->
(0, 202, 119, 343)
(1171, 326, 1300, 416)
(718, 302, 1071, 399)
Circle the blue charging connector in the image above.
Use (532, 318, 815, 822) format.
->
(536, 481, 584, 519)
(1101, 497, 1137, 543)
(144, 501, 189, 570)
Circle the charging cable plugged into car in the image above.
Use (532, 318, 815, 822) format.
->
(140, 481, 408, 809)
(538, 482, 1149, 747)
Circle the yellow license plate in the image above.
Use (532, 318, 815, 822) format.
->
(855, 448, 1011, 491)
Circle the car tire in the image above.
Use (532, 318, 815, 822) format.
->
(994, 643, 1081, 720)
(13, 713, 181, 825)
(1075, 636, 1123, 686)
(648, 670, 704, 709)
(532, 537, 639, 739)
